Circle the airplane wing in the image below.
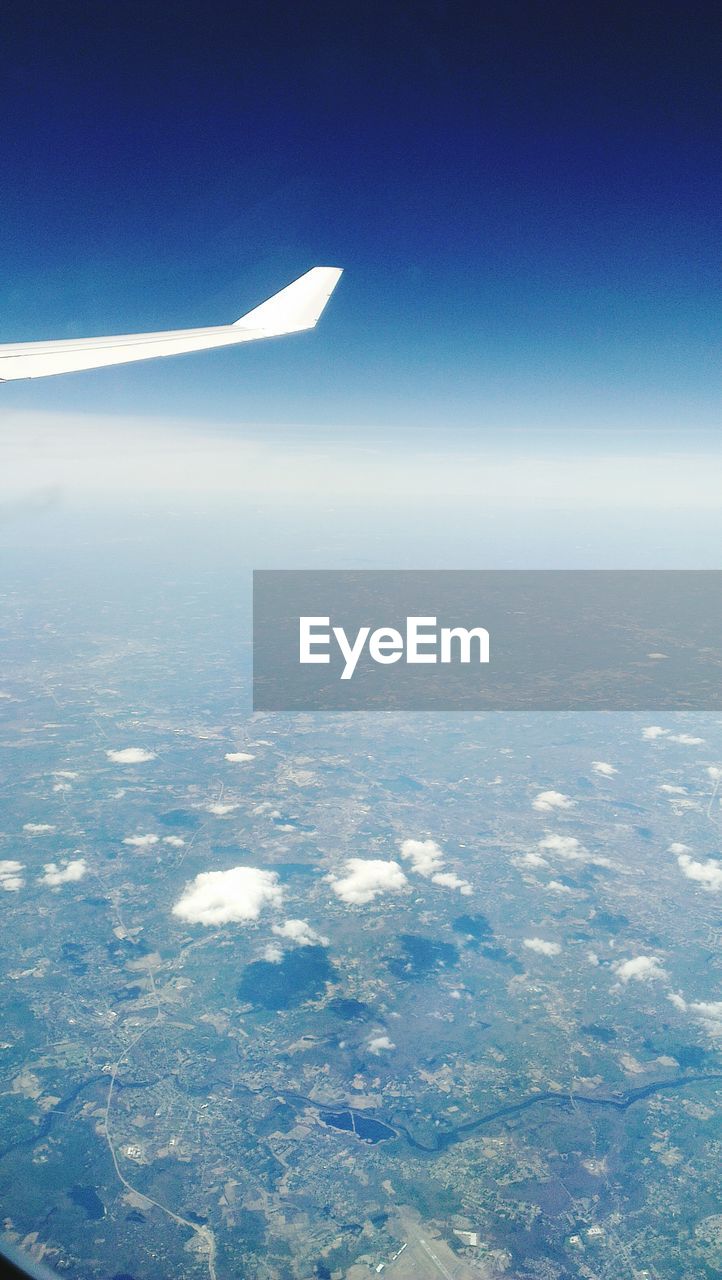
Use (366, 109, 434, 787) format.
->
(0, 266, 342, 381)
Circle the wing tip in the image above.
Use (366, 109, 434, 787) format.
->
(234, 265, 344, 333)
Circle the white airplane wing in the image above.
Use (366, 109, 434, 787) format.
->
(0, 266, 342, 381)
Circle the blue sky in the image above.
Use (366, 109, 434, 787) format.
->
(1, 3, 719, 432)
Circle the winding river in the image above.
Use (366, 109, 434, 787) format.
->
(2, 1068, 721, 1164)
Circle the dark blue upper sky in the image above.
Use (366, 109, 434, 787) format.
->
(1, 2, 719, 429)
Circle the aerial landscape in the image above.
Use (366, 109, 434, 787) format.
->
(1, 568, 720, 1279)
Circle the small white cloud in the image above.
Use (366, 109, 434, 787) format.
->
(123, 834, 159, 848)
(538, 833, 611, 868)
(172, 866, 282, 926)
(0, 876, 24, 891)
(399, 838, 445, 876)
(39, 859, 87, 887)
(106, 747, 156, 764)
(53, 771, 78, 779)
(328, 859, 408, 906)
(225, 752, 256, 763)
(642, 726, 668, 740)
(676, 853, 722, 892)
(271, 918, 329, 947)
(23, 823, 56, 834)
(431, 871, 472, 895)
(546, 880, 573, 894)
(669, 733, 704, 745)
(668, 992, 722, 1038)
(162, 835, 185, 848)
(687, 1000, 722, 1038)
(659, 784, 687, 795)
(668, 842, 691, 854)
(538, 833, 585, 860)
(707, 766, 722, 781)
(613, 955, 667, 983)
(367, 1034, 395, 1054)
(591, 762, 617, 777)
(518, 851, 549, 868)
(587, 951, 600, 965)
(399, 838, 471, 893)
(206, 802, 239, 816)
(0, 860, 25, 892)
(532, 790, 574, 812)
(262, 942, 283, 964)
(523, 937, 561, 956)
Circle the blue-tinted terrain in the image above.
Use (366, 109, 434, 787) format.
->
(1, 527, 720, 1280)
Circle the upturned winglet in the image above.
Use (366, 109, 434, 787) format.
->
(234, 266, 343, 335)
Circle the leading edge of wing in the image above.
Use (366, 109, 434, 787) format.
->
(0, 266, 343, 380)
